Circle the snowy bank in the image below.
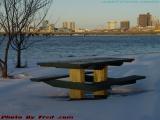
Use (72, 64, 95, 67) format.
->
(0, 54, 160, 120)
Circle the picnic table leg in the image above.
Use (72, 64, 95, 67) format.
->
(69, 69, 85, 99)
(94, 67, 108, 98)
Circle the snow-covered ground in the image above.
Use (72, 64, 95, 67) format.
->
(0, 54, 160, 120)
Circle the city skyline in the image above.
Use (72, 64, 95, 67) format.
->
(46, 0, 160, 29)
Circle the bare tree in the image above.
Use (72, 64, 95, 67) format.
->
(0, 0, 15, 78)
(0, 38, 3, 75)
(10, 0, 53, 68)
(0, 0, 53, 78)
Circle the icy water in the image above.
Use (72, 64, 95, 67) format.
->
(1, 35, 160, 63)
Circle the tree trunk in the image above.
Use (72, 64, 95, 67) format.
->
(2, 36, 11, 78)
(16, 48, 22, 68)
(1, 64, 8, 78)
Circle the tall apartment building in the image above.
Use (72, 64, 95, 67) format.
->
(63, 21, 76, 32)
(107, 21, 118, 30)
(120, 21, 130, 30)
(138, 13, 152, 27)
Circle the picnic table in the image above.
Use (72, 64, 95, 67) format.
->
(31, 57, 145, 100)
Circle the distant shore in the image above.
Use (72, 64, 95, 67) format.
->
(0, 31, 160, 37)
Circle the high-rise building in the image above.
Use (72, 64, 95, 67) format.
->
(120, 21, 130, 30)
(63, 21, 76, 32)
(107, 21, 118, 30)
(138, 13, 152, 27)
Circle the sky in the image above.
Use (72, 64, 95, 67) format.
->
(46, 0, 160, 29)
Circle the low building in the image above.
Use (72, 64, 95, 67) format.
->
(39, 20, 55, 33)
(48, 24, 55, 32)
(55, 28, 71, 33)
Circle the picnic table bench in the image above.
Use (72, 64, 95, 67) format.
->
(31, 57, 146, 100)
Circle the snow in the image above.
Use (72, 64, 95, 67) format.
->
(0, 54, 160, 120)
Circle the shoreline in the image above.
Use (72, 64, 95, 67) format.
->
(0, 32, 160, 37)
